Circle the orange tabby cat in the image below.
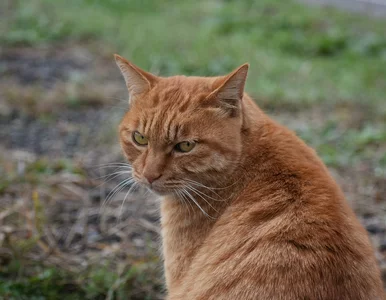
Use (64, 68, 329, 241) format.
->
(114, 54, 384, 300)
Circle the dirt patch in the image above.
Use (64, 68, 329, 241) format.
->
(0, 43, 127, 117)
(0, 47, 87, 87)
(0, 144, 163, 298)
(0, 108, 121, 157)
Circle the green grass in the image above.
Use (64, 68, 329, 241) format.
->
(1, 0, 386, 112)
(0, 155, 163, 299)
(299, 120, 386, 169)
(0, 266, 87, 300)
(0, 260, 162, 300)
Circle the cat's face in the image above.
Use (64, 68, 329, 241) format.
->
(115, 55, 248, 195)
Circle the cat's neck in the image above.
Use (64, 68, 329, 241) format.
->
(160, 193, 222, 290)
(160, 94, 266, 289)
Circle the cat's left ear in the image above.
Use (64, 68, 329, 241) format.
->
(207, 63, 249, 117)
(114, 54, 158, 103)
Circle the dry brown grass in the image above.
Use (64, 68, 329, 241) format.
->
(0, 146, 163, 299)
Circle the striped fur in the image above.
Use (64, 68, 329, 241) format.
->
(115, 55, 384, 300)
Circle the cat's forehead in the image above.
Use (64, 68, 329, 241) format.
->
(160, 75, 216, 91)
(144, 76, 216, 106)
(127, 77, 218, 143)
(139, 109, 191, 144)
(132, 77, 212, 119)
(123, 76, 221, 144)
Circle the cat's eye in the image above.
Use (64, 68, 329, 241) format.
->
(133, 131, 148, 146)
(175, 141, 196, 153)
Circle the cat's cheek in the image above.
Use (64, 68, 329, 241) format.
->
(175, 153, 228, 174)
(131, 161, 144, 180)
(120, 141, 141, 163)
(202, 153, 234, 173)
(170, 155, 203, 174)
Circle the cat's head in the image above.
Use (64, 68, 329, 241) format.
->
(115, 54, 249, 195)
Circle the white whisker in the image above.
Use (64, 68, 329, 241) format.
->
(95, 170, 132, 181)
(177, 189, 193, 218)
(181, 188, 215, 220)
(185, 185, 219, 213)
(178, 180, 230, 202)
(101, 177, 135, 212)
(93, 163, 132, 171)
(182, 191, 195, 215)
(185, 178, 239, 191)
(94, 162, 132, 167)
(118, 182, 138, 223)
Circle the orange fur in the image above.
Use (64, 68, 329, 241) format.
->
(115, 54, 384, 300)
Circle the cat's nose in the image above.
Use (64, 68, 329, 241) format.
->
(144, 173, 162, 184)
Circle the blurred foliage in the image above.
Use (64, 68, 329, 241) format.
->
(0, 260, 162, 299)
(299, 121, 386, 168)
(0, 267, 87, 300)
(1, 0, 386, 109)
(0, 158, 85, 194)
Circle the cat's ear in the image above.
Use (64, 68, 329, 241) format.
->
(114, 54, 158, 102)
(207, 63, 249, 117)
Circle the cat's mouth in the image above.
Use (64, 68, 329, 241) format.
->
(133, 174, 180, 195)
(146, 184, 174, 196)
(139, 181, 175, 196)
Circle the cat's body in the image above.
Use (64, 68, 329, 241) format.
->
(114, 55, 384, 300)
(161, 94, 383, 300)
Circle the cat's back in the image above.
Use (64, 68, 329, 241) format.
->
(170, 117, 384, 300)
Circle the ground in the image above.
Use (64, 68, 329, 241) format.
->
(0, 0, 386, 299)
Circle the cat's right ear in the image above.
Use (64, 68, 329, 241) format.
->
(206, 63, 249, 117)
(114, 54, 158, 102)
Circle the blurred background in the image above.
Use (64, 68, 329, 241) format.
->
(0, 0, 385, 299)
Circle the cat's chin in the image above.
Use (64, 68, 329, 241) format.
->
(145, 185, 174, 196)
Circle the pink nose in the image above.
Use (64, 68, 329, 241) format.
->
(145, 173, 162, 184)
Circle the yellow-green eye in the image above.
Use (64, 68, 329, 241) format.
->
(133, 131, 148, 146)
(175, 141, 196, 153)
